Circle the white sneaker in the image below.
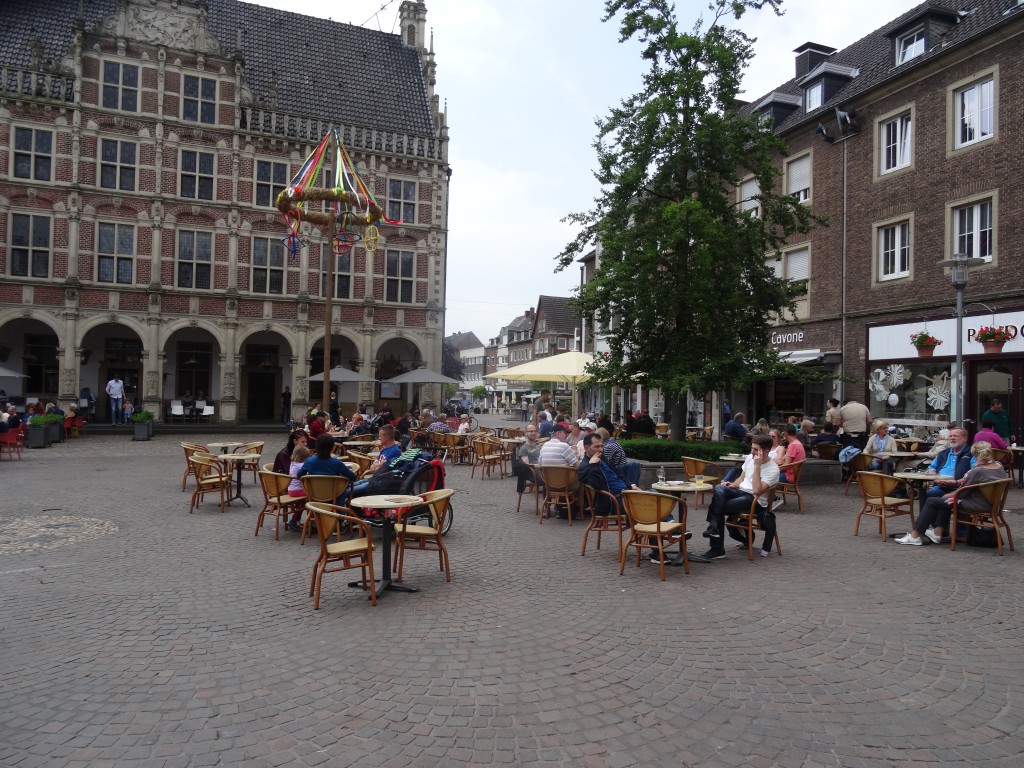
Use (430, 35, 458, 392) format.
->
(924, 528, 941, 544)
(896, 532, 922, 546)
(759, 549, 770, 558)
(771, 498, 784, 511)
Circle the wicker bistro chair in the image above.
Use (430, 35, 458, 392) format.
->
(345, 451, 376, 478)
(394, 488, 455, 583)
(255, 470, 306, 540)
(180, 442, 210, 491)
(234, 441, 265, 484)
(724, 486, 782, 561)
(305, 503, 377, 608)
(814, 442, 840, 461)
(581, 486, 628, 559)
(444, 431, 471, 465)
(776, 460, 806, 513)
(855, 472, 915, 541)
(515, 462, 540, 514)
(682, 456, 723, 485)
(187, 455, 232, 514)
(471, 437, 506, 480)
(300, 474, 352, 546)
(950, 479, 1014, 556)
(989, 448, 1014, 480)
(538, 465, 582, 525)
(620, 490, 688, 580)
(844, 452, 874, 495)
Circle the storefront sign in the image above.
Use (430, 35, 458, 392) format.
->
(868, 310, 1024, 361)
(770, 330, 805, 346)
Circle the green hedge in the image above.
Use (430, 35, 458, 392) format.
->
(621, 438, 743, 463)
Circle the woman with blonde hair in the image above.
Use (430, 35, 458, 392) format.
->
(864, 420, 897, 475)
(897, 441, 1005, 545)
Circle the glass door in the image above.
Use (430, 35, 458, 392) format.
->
(972, 360, 1023, 441)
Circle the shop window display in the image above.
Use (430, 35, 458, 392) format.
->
(868, 362, 951, 435)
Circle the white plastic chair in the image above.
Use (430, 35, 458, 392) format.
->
(170, 403, 186, 423)
(199, 405, 215, 423)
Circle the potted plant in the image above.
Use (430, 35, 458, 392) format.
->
(27, 415, 50, 448)
(910, 331, 942, 358)
(42, 412, 64, 444)
(132, 410, 155, 441)
(975, 326, 1011, 354)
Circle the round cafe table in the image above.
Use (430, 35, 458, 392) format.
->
(348, 494, 424, 598)
(892, 471, 954, 506)
(206, 441, 245, 454)
(1009, 446, 1024, 488)
(648, 482, 700, 566)
(214, 453, 258, 506)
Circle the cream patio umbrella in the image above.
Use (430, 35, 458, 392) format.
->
(484, 351, 595, 413)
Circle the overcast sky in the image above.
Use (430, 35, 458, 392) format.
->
(248, 0, 921, 343)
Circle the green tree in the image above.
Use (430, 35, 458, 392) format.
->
(441, 341, 465, 382)
(470, 385, 488, 400)
(558, 0, 821, 431)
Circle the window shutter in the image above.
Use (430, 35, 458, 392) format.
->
(786, 155, 811, 196)
(787, 248, 810, 281)
(766, 257, 783, 279)
(740, 178, 760, 214)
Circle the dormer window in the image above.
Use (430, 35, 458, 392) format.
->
(898, 29, 925, 64)
(805, 82, 823, 112)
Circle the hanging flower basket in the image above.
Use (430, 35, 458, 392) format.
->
(910, 331, 942, 358)
(975, 326, 1010, 354)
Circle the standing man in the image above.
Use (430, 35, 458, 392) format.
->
(824, 398, 841, 426)
(836, 397, 872, 450)
(281, 385, 291, 425)
(533, 389, 551, 426)
(980, 398, 1014, 443)
(105, 373, 124, 425)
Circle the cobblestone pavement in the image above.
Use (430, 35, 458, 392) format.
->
(2, 427, 1023, 767)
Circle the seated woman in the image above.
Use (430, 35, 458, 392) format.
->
(897, 441, 1005, 545)
(973, 419, 1007, 451)
(750, 418, 771, 438)
(273, 430, 308, 474)
(296, 433, 358, 504)
(864, 420, 897, 475)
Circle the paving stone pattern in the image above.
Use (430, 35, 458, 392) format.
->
(2, 427, 1023, 767)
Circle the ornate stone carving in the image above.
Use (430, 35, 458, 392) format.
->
(226, 298, 236, 311)
(223, 372, 236, 398)
(64, 287, 78, 302)
(295, 378, 307, 402)
(145, 371, 159, 398)
(101, 0, 221, 54)
(61, 369, 77, 395)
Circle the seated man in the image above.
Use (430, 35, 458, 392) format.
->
(512, 423, 543, 494)
(777, 423, 807, 484)
(697, 434, 779, 561)
(352, 432, 434, 498)
(811, 422, 839, 446)
(577, 432, 637, 514)
(920, 427, 975, 514)
(538, 422, 581, 517)
(723, 412, 750, 442)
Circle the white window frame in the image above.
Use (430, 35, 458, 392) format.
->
(785, 153, 811, 203)
(880, 112, 912, 174)
(176, 230, 213, 290)
(875, 219, 912, 281)
(385, 249, 415, 304)
(97, 222, 135, 284)
(99, 138, 137, 191)
(951, 73, 995, 151)
(804, 81, 823, 112)
(102, 60, 138, 112)
(9, 213, 51, 278)
(255, 160, 289, 208)
(897, 29, 925, 64)
(182, 74, 217, 124)
(12, 126, 53, 182)
(180, 149, 215, 200)
(558, 337, 567, 350)
(251, 236, 285, 295)
(952, 198, 994, 263)
(767, 246, 810, 294)
(319, 244, 353, 300)
(387, 179, 418, 224)
(739, 177, 760, 218)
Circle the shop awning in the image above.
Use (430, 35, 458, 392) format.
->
(779, 349, 823, 364)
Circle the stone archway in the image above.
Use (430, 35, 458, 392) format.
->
(80, 321, 147, 423)
(0, 316, 61, 406)
(375, 337, 424, 411)
(163, 326, 223, 420)
(308, 334, 361, 409)
(238, 329, 294, 422)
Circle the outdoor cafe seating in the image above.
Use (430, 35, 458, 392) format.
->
(307, 503, 377, 608)
(620, 490, 688, 580)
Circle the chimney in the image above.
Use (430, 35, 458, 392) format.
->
(793, 42, 837, 79)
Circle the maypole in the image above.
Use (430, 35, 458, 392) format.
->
(277, 130, 401, 405)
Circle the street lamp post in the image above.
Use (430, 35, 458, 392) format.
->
(935, 252, 986, 427)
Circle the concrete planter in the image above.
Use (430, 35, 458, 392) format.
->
(133, 422, 151, 441)
(27, 426, 49, 449)
(45, 423, 62, 444)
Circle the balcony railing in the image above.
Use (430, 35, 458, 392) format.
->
(0, 67, 75, 103)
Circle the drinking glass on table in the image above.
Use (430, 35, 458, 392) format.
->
(694, 473, 705, 486)
(656, 468, 666, 484)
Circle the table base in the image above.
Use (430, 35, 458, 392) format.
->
(347, 578, 419, 598)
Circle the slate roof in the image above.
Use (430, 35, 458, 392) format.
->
(741, 0, 1024, 134)
(535, 296, 579, 336)
(0, 0, 436, 136)
(445, 331, 483, 351)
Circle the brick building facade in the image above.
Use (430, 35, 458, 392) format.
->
(736, 0, 1024, 431)
(0, 0, 449, 423)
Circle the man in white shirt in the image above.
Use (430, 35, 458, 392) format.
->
(696, 434, 780, 561)
(538, 423, 580, 467)
(105, 374, 125, 425)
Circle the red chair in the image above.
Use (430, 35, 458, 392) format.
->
(74, 415, 87, 436)
(0, 430, 22, 460)
(64, 416, 75, 439)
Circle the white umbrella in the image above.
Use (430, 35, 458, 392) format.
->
(485, 351, 595, 412)
(384, 368, 461, 386)
(0, 364, 27, 378)
(305, 366, 378, 383)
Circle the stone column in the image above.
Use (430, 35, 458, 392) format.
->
(142, 316, 162, 419)
(59, 294, 80, 404)
(219, 321, 239, 424)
